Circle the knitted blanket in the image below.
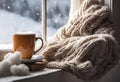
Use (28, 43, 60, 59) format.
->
(41, 0, 120, 80)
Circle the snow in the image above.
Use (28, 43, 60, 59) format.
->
(0, 0, 70, 44)
(0, 10, 56, 44)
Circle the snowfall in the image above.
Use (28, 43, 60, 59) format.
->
(0, 0, 70, 45)
(0, 10, 56, 44)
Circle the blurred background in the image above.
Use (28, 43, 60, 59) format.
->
(0, 0, 70, 44)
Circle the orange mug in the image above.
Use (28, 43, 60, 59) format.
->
(13, 33, 43, 59)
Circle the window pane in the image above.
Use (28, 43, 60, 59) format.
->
(0, 0, 70, 44)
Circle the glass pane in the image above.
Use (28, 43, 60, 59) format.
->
(0, 0, 70, 44)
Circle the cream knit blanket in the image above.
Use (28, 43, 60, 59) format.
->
(41, 0, 120, 80)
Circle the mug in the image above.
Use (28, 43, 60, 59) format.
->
(13, 33, 43, 59)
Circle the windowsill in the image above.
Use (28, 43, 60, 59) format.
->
(0, 68, 62, 82)
(0, 68, 86, 82)
(0, 65, 120, 82)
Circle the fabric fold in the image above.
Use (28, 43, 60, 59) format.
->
(41, 0, 120, 81)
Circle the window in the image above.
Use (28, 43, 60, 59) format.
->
(0, 0, 70, 44)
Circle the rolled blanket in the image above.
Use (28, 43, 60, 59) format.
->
(41, 0, 120, 81)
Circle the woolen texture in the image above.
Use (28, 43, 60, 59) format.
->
(41, 0, 120, 80)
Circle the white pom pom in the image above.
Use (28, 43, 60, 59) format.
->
(14, 51, 21, 56)
(0, 60, 12, 76)
(10, 64, 30, 76)
(6, 51, 21, 65)
(0, 51, 30, 77)
(4, 52, 13, 59)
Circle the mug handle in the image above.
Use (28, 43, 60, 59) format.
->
(34, 37, 44, 54)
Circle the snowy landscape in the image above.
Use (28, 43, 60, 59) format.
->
(0, 0, 70, 44)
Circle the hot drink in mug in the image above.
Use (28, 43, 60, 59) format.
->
(13, 33, 43, 59)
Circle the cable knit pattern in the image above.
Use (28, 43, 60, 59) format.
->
(41, 0, 120, 81)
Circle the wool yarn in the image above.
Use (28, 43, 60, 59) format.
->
(41, 0, 120, 80)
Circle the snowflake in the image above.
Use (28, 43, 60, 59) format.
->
(7, 6, 10, 9)
(36, 13, 40, 16)
(54, 19, 58, 23)
(50, 9, 54, 12)
(54, 1, 57, 4)
(58, 14, 62, 17)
